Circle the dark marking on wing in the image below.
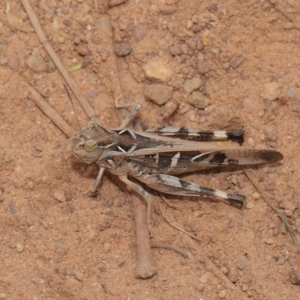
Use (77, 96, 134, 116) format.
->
(178, 127, 189, 134)
(179, 179, 190, 189)
(158, 153, 173, 168)
(258, 150, 283, 163)
(209, 152, 227, 165)
(201, 186, 215, 194)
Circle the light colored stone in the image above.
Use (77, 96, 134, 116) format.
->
(26, 50, 47, 73)
(184, 77, 203, 93)
(187, 91, 209, 108)
(53, 189, 66, 202)
(260, 82, 281, 101)
(142, 58, 172, 83)
(144, 84, 173, 105)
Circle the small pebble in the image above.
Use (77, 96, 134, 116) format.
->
(220, 266, 229, 274)
(144, 83, 173, 105)
(109, 0, 126, 7)
(134, 27, 145, 42)
(27, 180, 35, 190)
(283, 22, 294, 30)
(237, 256, 247, 270)
(227, 268, 239, 283)
(197, 61, 211, 74)
(75, 44, 89, 56)
(26, 50, 47, 73)
(75, 270, 84, 281)
(104, 243, 112, 253)
(218, 290, 227, 299)
(272, 226, 280, 237)
(184, 77, 203, 94)
(142, 58, 172, 83)
(199, 275, 207, 283)
(247, 137, 254, 147)
(7, 57, 19, 71)
(252, 192, 260, 200)
(189, 220, 200, 232)
(169, 44, 184, 56)
(159, 5, 177, 15)
(260, 82, 281, 101)
(241, 284, 248, 292)
(162, 100, 178, 119)
(279, 94, 289, 105)
(16, 243, 24, 252)
(265, 238, 274, 245)
(53, 189, 66, 202)
(116, 256, 126, 267)
(193, 210, 205, 217)
(290, 266, 300, 285)
(115, 42, 132, 57)
(187, 91, 209, 108)
(276, 256, 286, 265)
(230, 55, 244, 68)
(34, 143, 44, 152)
(264, 126, 277, 142)
(246, 202, 255, 209)
(186, 38, 197, 49)
(186, 19, 193, 29)
(208, 4, 218, 12)
(0, 190, 4, 202)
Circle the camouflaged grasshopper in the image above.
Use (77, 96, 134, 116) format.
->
(71, 104, 283, 218)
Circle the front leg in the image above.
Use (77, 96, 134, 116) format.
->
(137, 174, 246, 207)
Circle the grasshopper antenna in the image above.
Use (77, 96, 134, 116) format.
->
(63, 84, 81, 130)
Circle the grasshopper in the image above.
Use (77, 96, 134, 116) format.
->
(71, 104, 283, 226)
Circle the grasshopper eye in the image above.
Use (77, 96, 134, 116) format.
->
(84, 139, 98, 152)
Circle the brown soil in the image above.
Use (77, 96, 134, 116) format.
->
(1, 0, 300, 299)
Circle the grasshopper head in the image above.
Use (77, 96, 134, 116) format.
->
(71, 117, 115, 164)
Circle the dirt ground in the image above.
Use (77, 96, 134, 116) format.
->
(1, 0, 300, 299)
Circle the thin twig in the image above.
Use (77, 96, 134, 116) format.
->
(151, 243, 189, 258)
(28, 85, 75, 137)
(94, 16, 131, 110)
(158, 197, 203, 243)
(244, 169, 300, 253)
(268, 0, 300, 31)
(20, 0, 95, 118)
(132, 193, 157, 279)
(199, 255, 244, 300)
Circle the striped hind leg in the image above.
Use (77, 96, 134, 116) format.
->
(136, 173, 246, 207)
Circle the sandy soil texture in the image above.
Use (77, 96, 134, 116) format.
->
(1, 0, 300, 299)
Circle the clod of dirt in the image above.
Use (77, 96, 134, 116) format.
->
(184, 77, 203, 94)
(144, 83, 173, 105)
(115, 42, 132, 57)
(197, 61, 211, 74)
(159, 5, 177, 15)
(187, 91, 210, 109)
(290, 266, 300, 285)
(109, 0, 126, 7)
(26, 50, 47, 73)
(53, 189, 66, 202)
(169, 44, 184, 56)
(142, 57, 172, 83)
(260, 82, 281, 101)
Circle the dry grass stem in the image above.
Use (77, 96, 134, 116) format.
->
(21, 0, 95, 118)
